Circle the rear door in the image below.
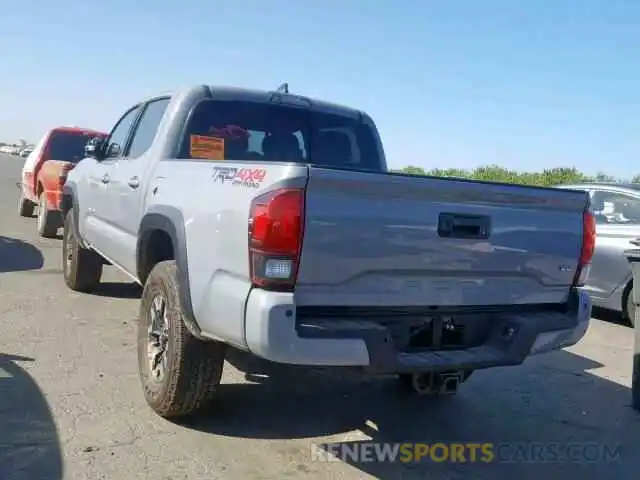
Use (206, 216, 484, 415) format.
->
(103, 97, 170, 274)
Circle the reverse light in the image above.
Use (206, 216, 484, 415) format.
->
(248, 188, 305, 291)
(264, 259, 293, 279)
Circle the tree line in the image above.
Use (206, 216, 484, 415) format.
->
(394, 165, 640, 186)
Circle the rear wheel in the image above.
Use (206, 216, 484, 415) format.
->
(18, 189, 35, 217)
(37, 192, 60, 238)
(63, 209, 103, 292)
(138, 260, 226, 418)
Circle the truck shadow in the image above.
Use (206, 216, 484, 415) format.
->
(0, 354, 63, 480)
(179, 349, 640, 479)
(86, 282, 142, 299)
(591, 307, 630, 328)
(0, 236, 44, 273)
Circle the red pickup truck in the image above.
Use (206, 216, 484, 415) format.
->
(18, 126, 107, 237)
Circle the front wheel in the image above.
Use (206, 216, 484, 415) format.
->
(63, 210, 103, 292)
(138, 260, 226, 418)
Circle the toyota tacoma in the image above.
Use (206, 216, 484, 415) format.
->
(61, 84, 594, 418)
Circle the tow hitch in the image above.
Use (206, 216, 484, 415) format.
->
(404, 371, 462, 395)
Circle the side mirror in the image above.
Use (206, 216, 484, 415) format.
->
(105, 142, 121, 158)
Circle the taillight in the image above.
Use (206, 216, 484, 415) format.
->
(580, 211, 596, 265)
(574, 211, 596, 286)
(248, 188, 305, 291)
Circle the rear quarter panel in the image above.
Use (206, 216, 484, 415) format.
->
(22, 132, 50, 200)
(149, 159, 308, 346)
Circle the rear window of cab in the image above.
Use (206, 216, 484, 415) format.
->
(178, 99, 384, 172)
(47, 130, 106, 163)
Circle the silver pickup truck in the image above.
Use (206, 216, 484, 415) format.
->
(61, 84, 594, 418)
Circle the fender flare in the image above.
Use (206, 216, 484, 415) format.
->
(138, 206, 204, 339)
(61, 183, 85, 248)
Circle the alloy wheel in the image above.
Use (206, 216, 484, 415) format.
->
(147, 294, 170, 382)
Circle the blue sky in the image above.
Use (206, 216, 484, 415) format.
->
(1, 0, 638, 176)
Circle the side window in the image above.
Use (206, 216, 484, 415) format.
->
(592, 190, 640, 224)
(104, 106, 142, 159)
(126, 98, 170, 159)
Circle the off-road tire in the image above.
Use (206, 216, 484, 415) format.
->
(138, 260, 226, 418)
(18, 189, 35, 217)
(63, 209, 103, 292)
(37, 192, 60, 238)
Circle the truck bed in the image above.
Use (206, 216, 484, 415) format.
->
(294, 168, 589, 308)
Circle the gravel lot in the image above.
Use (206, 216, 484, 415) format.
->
(1, 152, 639, 479)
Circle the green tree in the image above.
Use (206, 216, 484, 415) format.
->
(396, 164, 614, 186)
(401, 165, 427, 176)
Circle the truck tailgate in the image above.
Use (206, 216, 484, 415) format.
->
(295, 169, 589, 307)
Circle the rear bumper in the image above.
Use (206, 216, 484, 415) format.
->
(244, 288, 591, 373)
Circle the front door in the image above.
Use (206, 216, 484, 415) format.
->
(100, 97, 170, 275)
(83, 105, 143, 256)
(79, 157, 116, 247)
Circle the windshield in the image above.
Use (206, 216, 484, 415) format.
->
(179, 99, 383, 171)
(47, 131, 103, 163)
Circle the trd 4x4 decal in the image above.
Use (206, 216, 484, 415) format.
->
(212, 167, 267, 188)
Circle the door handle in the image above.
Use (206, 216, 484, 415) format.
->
(128, 176, 140, 189)
(101, 174, 110, 184)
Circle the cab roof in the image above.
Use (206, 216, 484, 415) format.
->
(50, 126, 108, 136)
(141, 84, 365, 119)
(208, 85, 363, 118)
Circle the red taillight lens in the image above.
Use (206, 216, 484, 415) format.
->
(580, 211, 596, 266)
(574, 211, 596, 287)
(249, 188, 305, 291)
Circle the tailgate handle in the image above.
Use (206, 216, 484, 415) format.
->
(438, 213, 491, 239)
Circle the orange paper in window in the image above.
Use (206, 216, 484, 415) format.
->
(190, 135, 225, 160)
